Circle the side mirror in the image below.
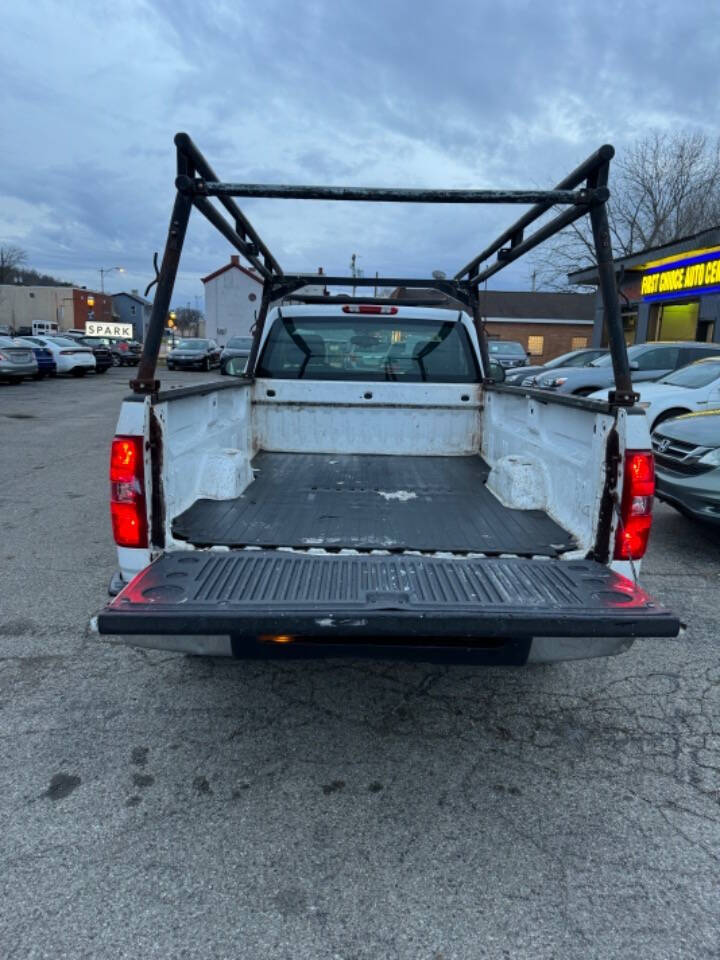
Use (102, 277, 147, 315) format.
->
(225, 357, 249, 376)
(629, 360, 639, 370)
(487, 360, 506, 382)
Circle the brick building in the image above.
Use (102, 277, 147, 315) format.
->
(391, 287, 595, 364)
(0, 284, 112, 333)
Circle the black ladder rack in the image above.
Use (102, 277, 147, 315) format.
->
(132, 134, 634, 406)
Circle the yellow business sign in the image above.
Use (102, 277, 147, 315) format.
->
(641, 250, 720, 300)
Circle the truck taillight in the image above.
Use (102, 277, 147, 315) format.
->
(110, 436, 148, 548)
(614, 450, 654, 561)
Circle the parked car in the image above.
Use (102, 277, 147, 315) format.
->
(23, 335, 96, 376)
(0, 336, 38, 382)
(487, 339, 529, 369)
(505, 347, 608, 385)
(14, 338, 56, 378)
(167, 338, 222, 371)
(535, 341, 720, 396)
(591, 357, 720, 430)
(62, 332, 113, 372)
(110, 338, 142, 366)
(220, 336, 253, 374)
(652, 410, 720, 525)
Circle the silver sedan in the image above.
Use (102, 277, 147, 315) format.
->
(0, 336, 38, 383)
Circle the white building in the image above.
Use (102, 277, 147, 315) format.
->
(202, 255, 263, 342)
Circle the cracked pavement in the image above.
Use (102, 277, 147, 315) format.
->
(1, 370, 719, 959)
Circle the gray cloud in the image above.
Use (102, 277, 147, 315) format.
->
(1, 0, 719, 306)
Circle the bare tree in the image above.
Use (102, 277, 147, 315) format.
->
(531, 131, 720, 289)
(0, 245, 28, 284)
(174, 307, 204, 337)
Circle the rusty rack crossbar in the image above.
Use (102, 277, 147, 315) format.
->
(132, 133, 634, 405)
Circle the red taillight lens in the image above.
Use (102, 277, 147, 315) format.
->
(110, 435, 147, 548)
(341, 304, 398, 314)
(614, 450, 654, 560)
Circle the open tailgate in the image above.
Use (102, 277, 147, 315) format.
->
(98, 551, 679, 660)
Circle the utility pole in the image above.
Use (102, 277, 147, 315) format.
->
(350, 253, 357, 297)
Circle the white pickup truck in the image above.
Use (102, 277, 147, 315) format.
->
(95, 135, 678, 664)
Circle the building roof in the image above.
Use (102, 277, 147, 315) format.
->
(391, 286, 594, 320)
(202, 255, 264, 285)
(569, 224, 720, 284)
(112, 291, 152, 306)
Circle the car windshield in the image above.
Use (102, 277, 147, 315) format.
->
(227, 337, 253, 348)
(177, 339, 208, 350)
(488, 340, 525, 355)
(591, 344, 645, 368)
(547, 349, 605, 369)
(0, 336, 15, 346)
(660, 360, 720, 388)
(257, 315, 479, 382)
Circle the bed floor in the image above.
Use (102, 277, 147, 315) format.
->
(171, 452, 575, 556)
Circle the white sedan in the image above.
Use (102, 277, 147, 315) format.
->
(591, 356, 720, 431)
(23, 335, 96, 376)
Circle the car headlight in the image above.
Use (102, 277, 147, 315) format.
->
(699, 447, 720, 467)
(541, 377, 566, 388)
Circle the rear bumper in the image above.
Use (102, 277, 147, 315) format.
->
(655, 468, 720, 525)
(0, 362, 37, 377)
(93, 629, 635, 663)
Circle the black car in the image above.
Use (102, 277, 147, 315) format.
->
(220, 335, 253, 374)
(486, 339, 530, 369)
(110, 339, 142, 366)
(78, 337, 113, 372)
(62, 332, 113, 372)
(167, 338, 222, 371)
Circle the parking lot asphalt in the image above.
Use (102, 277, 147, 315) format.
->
(1, 368, 719, 960)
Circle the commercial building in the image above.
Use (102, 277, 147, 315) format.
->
(570, 225, 720, 347)
(391, 287, 594, 364)
(0, 284, 112, 333)
(202, 255, 263, 342)
(112, 291, 153, 340)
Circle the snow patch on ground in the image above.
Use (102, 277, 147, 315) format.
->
(377, 489, 417, 502)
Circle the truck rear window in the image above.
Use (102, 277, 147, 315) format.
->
(256, 316, 479, 382)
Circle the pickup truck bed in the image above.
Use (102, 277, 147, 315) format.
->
(171, 452, 575, 556)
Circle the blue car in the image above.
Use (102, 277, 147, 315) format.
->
(15, 338, 57, 379)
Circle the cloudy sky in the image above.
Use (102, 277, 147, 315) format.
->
(2, 0, 719, 307)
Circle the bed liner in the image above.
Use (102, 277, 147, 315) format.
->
(171, 452, 576, 556)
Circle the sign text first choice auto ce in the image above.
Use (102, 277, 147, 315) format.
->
(641, 250, 720, 300)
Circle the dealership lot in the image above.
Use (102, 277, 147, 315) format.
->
(1, 369, 719, 959)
